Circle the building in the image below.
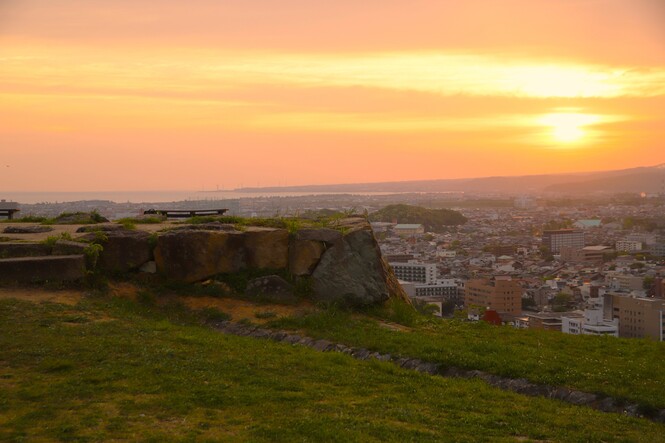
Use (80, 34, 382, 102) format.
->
(616, 240, 643, 252)
(542, 229, 585, 253)
(393, 224, 425, 236)
(606, 273, 644, 292)
(465, 277, 522, 315)
(560, 245, 612, 264)
(414, 279, 458, 298)
(604, 293, 665, 341)
(562, 308, 618, 337)
(527, 312, 573, 332)
(390, 261, 437, 284)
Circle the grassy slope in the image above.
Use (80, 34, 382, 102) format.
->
(269, 307, 665, 411)
(1, 296, 663, 442)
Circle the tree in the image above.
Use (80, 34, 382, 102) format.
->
(551, 292, 572, 312)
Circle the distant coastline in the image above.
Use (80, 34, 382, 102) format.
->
(3, 190, 411, 205)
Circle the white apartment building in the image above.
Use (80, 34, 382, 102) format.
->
(390, 261, 437, 284)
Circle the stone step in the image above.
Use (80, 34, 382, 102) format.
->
(0, 242, 52, 259)
(0, 255, 86, 282)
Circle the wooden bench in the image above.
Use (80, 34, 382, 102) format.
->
(0, 209, 20, 220)
(143, 208, 229, 219)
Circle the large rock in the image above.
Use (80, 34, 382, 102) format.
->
(0, 255, 86, 282)
(311, 227, 392, 307)
(289, 228, 343, 276)
(154, 229, 246, 283)
(289, 238, 326, 276)
(76, 224, 126, 233)
(81, 229, 152, 273)
(0, 242, 52, 258)
(293, 228, 342, 246)
(243, 227, 289, 270)
(2, 225, 53, 234)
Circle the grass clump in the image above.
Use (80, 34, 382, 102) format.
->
(0, 296, 663, 441)
(40, 232, 74, 247)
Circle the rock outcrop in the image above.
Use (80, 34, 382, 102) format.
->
(81, 229, 152, 273)
(288, 228, 341, 276)
(154, 229, 247, 282)
(0, 217, 408, 308)
(310, 225, 408, 307)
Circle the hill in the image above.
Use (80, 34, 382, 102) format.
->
(233, 163, 665, 195)
(1, 291, 663, 441)
(369, 204, 467, 231)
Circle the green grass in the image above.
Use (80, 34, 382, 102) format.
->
(181, 214, 354, 233)
(1, 296, 664, 442)
(268, 308, 665, 411)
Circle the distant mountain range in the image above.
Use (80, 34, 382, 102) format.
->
(235, 164, 665, 195)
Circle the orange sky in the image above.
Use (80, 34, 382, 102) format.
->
(1, 0, 665, 192)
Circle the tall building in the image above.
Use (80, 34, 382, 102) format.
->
(604, 293, 665, 341)
(390, 261, 437, 284)
(542, 229, 585, 253)
(465, 277, 522, 315)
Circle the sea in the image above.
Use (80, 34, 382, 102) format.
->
(3, 190, 406, 205)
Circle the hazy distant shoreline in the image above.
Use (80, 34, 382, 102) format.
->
(3, 190, 414, 205)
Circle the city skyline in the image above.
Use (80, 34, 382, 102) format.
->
(2, 0, 665, 192)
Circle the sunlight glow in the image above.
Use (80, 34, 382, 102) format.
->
(539, 113, 600, 144)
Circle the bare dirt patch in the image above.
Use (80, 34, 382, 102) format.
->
(0, 287, 83, 305)
(180, 295, 316, 324)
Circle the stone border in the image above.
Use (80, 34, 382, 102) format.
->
(209, 320, 665, 424)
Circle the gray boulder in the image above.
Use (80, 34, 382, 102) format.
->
(2, 225, 53, 234)
(311, 228, 391, 307)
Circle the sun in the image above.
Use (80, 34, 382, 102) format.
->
(540, 112, 598, 144)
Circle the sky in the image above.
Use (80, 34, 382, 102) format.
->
(1, 0, 665, 192)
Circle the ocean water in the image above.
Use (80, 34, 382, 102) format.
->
(3, 190, 404, 204)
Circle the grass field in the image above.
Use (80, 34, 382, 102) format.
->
(1, 294, 664, 442)
(269, 305, 665, 412)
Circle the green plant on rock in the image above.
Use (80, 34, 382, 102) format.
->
(84, 243, 104, 270)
